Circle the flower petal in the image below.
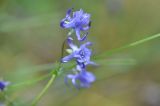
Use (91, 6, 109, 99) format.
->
(87, 61, 98, 66)
(65, 74, 76, 87)
(64, 21, 75, 28)
(66, 8, 72, 18)
(80, 42, 92, 49)
(76, 63, 86, 71)
(84, 71, 96, 82)
(61, 54, 73, 63)
(81, 26, 90, 31)
(75, 28, 82, 41)
(81, 13, 91, 25)
(60, 19, 66, 28)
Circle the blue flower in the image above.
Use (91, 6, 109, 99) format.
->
(60, 9, 91, 41)
(0, 81, 10, 91)
(60, 8, 97, 88)
(61, 37, 95, 65)
(65, 67, 95, 88)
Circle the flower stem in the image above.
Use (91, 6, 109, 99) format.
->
(31, 73, 56, 106)
(95, 33, 160, 59)
(31, 29, 74, 106)
(9, 73, 50, 91)
(1, 92, 16, 106)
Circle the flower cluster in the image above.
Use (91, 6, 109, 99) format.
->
(60, 9, 91, 41)
(60, 9, 96, 88)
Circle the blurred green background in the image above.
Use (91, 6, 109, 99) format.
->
(0, 0, 160, 106)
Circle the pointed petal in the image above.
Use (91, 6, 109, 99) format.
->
(60, 18, 66, 28)
(67, 74, 75, 79)
(61, 54, 73, 63)
(60, 19, 73, 28)
(87, 61, 98, 66)
(80, 42, 92, 49)
(75, 29, 81, 41)
(81, 13, 91, 25)
(81, 26, 90, 31)
(66, 8, 72, 18)
(63, 22, 74, 28)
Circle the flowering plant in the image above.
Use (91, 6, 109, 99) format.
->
(60, 9, 96, 88)
(60, 9, 91, 41)
(0, 5, 159, 106)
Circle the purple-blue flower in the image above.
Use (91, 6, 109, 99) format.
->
(60, 9, 91, 41)
(60, 8, 97, 88)
(0, 80, 10, 91)
(61, 37, 95, 66)
(65, 67, 95, 88)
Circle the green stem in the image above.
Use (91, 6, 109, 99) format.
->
(95, 33, 160, 59)
(30, 30, 74, 106)
(31, 73, 56, 106)
(1, 92, 16, 106)
(9, 73, 51, 91)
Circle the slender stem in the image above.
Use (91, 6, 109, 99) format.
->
(95, 33, 160, 59)
(31, 73, 56, 106)
(9, 73, 51, 91)
(31, 29, 75, 106)
(59, 29, 74, 68)
(59, 39, 67, 68)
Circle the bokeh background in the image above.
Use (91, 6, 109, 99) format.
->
(0, 0, 160, 106)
